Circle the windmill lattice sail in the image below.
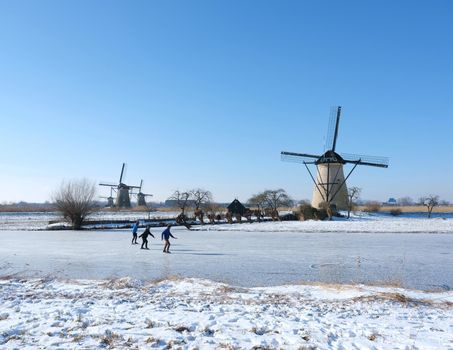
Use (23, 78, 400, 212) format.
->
(324, 106, 341, 152)
(340, 153, 389, 168)
(280, 152, 320, 164)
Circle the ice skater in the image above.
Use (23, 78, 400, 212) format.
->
(139, 226, 155, 250)
(131, 220, 140, 244)
(161, 224, 177, 253)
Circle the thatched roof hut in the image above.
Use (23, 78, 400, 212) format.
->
(227, 199, 247, 216)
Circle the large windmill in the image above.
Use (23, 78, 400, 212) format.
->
(99, 163, 141, 208)
(281, 106, 389, 210)
(132, 180, 153, 207)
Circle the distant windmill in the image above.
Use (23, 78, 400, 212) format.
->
(132, 180, 153, 207)
(281, 106, 389, 210)
(99, 187, 115, 207)
(99, 163, 141, 208)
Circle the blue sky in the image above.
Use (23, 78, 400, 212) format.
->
(1, 0, 452, 203)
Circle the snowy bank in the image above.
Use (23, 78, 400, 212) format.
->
(193, 214, 453, 233)
(0, 277, 452, 349)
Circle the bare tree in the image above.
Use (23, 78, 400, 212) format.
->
(419, 195, 439, 218)
(247, 192, 268, 215)
(204, 202, 224, 224)
(191, 188, 213, 210)
(190, 189, 212, 225)
(168, 190, 192, 215)
(262, 189, 293, 221)
(397, 196, 414, 206)
(52, 179, 97, 230)
(347, 187, 361, 219)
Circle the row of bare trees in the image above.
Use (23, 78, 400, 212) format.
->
(51, 179, 446, 229)
(247, 189, 293, 220)
(168, 189, 213, 214)
(168, 189, 216, 226)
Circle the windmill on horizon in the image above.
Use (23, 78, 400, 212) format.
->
(99, 163, 141, 208)
(281, 106, 389, 210)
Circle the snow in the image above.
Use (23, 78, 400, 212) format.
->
(0, 211, 180, 231)
(0, 277, 451, 349)
(1, 214, 453, 348)
(193, 212, 453, 233)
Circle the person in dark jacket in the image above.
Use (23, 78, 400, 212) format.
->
(161, 225, 177, 253)
(131, 220, 140, 244)
(139, 226, 155, 249)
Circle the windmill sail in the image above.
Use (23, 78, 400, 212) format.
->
(324, 106, 341, 151)
(281, 151, 320, 164)
(119, 163, 125, 183)
(99, 183, 117, 187)
(340, 153, 389, 168)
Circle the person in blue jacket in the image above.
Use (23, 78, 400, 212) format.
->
(161, 224, 177, 253)
(131, 220, 140, 244)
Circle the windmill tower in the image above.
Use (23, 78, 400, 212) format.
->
(99, 163, 141, 209)
(132, 180, 153, 207)
(281, 106, 389, 210)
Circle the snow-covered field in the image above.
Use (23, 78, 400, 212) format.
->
(193, 212, 453, 234)
(0, 211, 179, 231)
(0, 277, 452, 349)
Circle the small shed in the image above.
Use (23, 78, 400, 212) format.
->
(227, 199, 247, 216)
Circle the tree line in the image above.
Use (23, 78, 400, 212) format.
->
(51, 179, 448, 229)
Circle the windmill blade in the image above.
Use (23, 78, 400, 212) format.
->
(119, 163, 126, 183)
(281, 151, 320, 164)
(324, 106, 341, 151)
(340, 152, 389, 168)
(139, 179, 143, 192)
(99, 183, 116, 187)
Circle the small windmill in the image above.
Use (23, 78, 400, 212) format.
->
(281, 106, 389, 210)
(99, 187, 115, 207)
(99, 163, 141, 208)
(132, 180, 153, 207)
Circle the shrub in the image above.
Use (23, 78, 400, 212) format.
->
(299, 204, 328, 221)
(364, 202, 381, 213)
(390, 208, 402, 216)
(52, 179, 96, 230)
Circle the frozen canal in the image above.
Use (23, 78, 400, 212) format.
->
(0, 227, 452, 290)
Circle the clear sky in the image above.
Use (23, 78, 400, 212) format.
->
(1, 0, 452, 204)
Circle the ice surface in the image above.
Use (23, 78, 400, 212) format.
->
(0, 226, 452, 290)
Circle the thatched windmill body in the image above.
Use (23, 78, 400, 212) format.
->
(99, 163, 140, 208)
(281, 106, 389, 210)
